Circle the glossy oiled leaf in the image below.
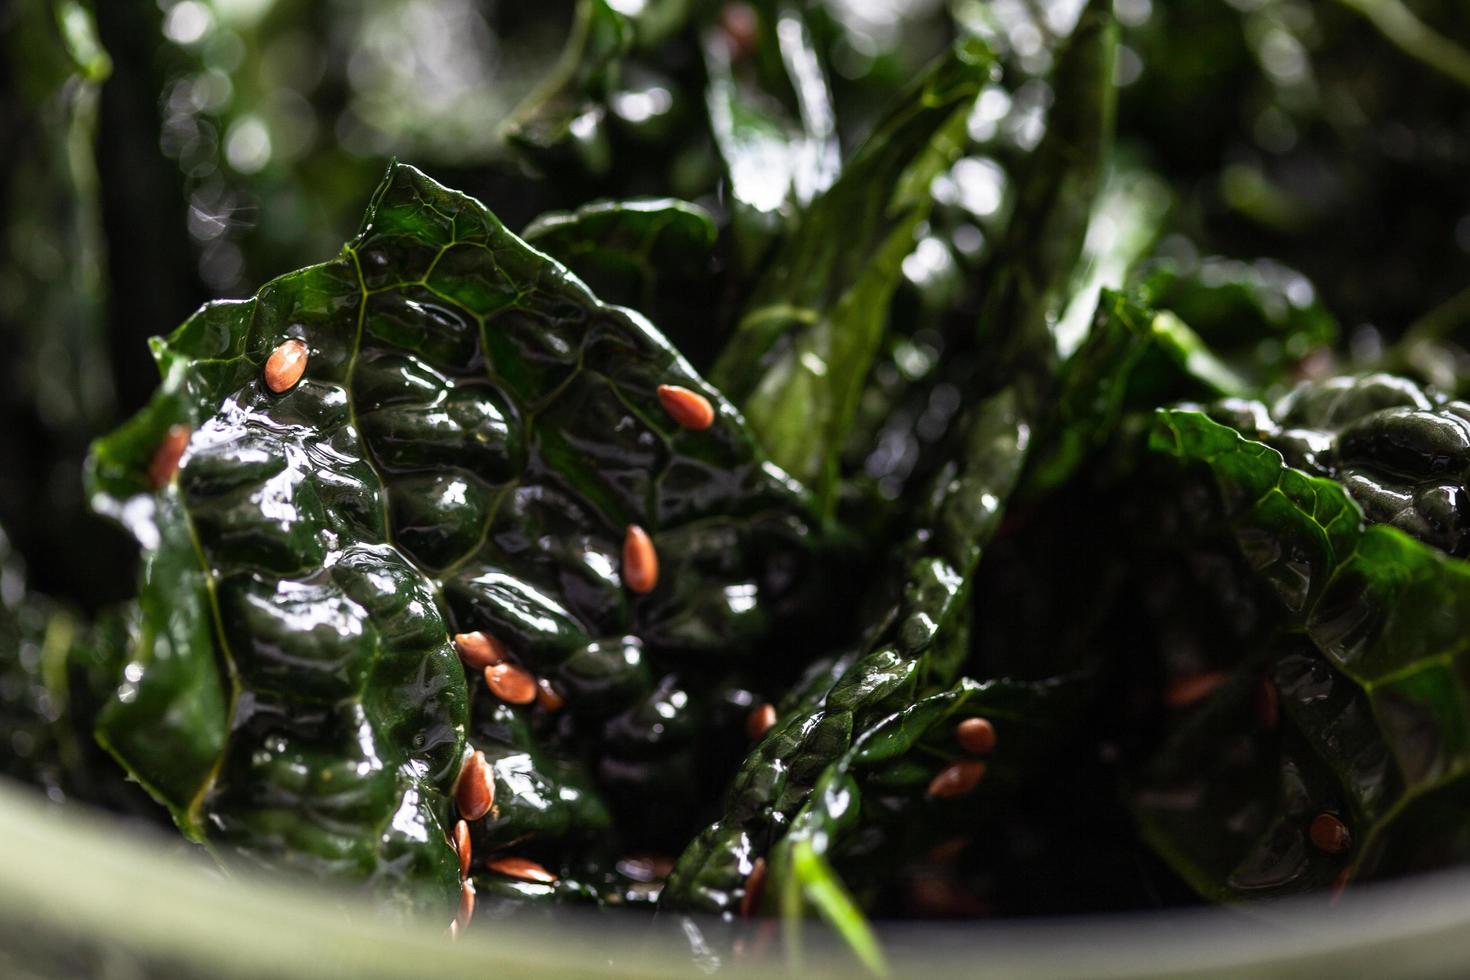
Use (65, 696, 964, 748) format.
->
(1024, 289, 1243, 496)
(1139, 408, 1470, 898)
(522, 198, 717, 338)
(844, 7, 1125, 514)
(661, 387, 1031, 916)
(663, 11, 1124, 924)
(710, 39, 995, 506)
(87, 162, 818, 916)
(1133, 257, 1338, 383)
(701, 1, 839, 255)
(468, 701, 610, 851)
(523, 198, 715, 281)
(771, 675, 1087, 967)
(976, 0, 1117, 382)
(1210, 373, 1470, 556)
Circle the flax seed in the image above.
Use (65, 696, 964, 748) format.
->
(456, 750, 494, 821)
(740, 857, 766, 919)
(485, 662, 537, 704)
(1256, 674, 1280, 732)
(657, 384, 715, 431)
(1329, 867, 1351, 907)
(264, 339, 308, 393)
(1310, 813, 1351, 855)
(927, 760, 987, 799)
(536, 678, 564, 712)
(148, 425, 191, 488)
(487, 857, 557, 883)
(1164, 671, 1227, 709)
(453, 631, 505, 670)
(453, 819, 471, 880)
(450, 879, 474, 939)
(746, 703, 777, 740)
(622, 525, 658, 593)
(955, 717, 996, 756)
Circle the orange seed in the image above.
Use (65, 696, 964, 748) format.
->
(622, 525, 658, 594)
(927, 760, 987, 799)
(487, 857, 557, 884)
(657, 384, 715, 431)
(453, 819, 472, 880)
(955, 717, 996, 756)
(740, 856, 767, 919)
(263, 338, 309, 393)
(536, 678, 565, 712)
(453, 631, 506, 670)
(1329, 867, 1352, 907)
(745, 703, 777, 740)
(450, 879, 475, 939)
(148, 425, 191, 489)
(1310, 812, 1352, 855)
(455, 750, 495, 821)
(1164, 671, 1228, 709)
(1256, 674, 1280, 732)
(485, 662, 537, 705)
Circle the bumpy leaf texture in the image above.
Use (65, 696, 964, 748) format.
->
(661, 385, 1033, 917)
(87, 163, 819, 917)
(522, 197, 719, 361)
(1209, 374, 1470, 555)
(1138, 403, 1470, 900)
(663, 1, 1123, 930)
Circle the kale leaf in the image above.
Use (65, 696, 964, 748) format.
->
(661, 386, 1035, 918)
(700, 0, 839, 258)
(1137, 404, 1470, 899)
(710, 39, 995, 508)
(87, 162, 820, 918)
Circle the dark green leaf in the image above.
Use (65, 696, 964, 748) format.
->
(1133, 257, 1339, 384)
(87, 162, 819, 917)
(710, 39, 995, 506)
(521, 197, 718, 347)
(701, 1, 839, 257)
(661, 385, 1032, 916)
(1024, 288, 1243, 496)
(1137, 407, 1470, 899)
(771, 675, 1088, 969)
(975, 0, 1118, 382)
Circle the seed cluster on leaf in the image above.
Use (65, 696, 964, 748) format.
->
(5, 0, 1470, 966)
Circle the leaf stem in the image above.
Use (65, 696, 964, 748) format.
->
(1331, 0, 1470, 90)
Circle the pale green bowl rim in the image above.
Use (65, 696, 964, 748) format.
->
(2, 779, 1468, 978)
